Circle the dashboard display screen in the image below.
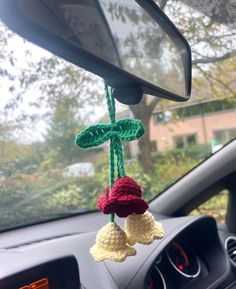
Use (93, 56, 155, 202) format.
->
(2, 270, 64, 289)
(0, 257, 80, 289)
(19, 278, 49, 289)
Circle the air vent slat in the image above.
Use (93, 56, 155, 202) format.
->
(231, 257, 236, 263)
(228, 241, 235, 247)
(228, 244, 235, 250)
(228, 247, 236, 254)
(225, 237, 236, 266)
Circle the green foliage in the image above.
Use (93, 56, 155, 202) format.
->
(45, 177, 102, 212)
(0, 139, 228, 230)
(125, 150, 199, 200)
(46, 184, 87, 211)
(0, 167, 102, 227)
(152, 144, 211, 163)
(44, 110, 82, 165)
(191, 191, 228, 223)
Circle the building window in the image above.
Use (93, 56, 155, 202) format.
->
(154, 98, 236, 124)
(154, 111, 172, 124)
(150, 140, 157, 152)
(177, 99, 236, 119)
(174, 134, 197, 149)
(213, 128, 236, 144)
(187, 134, 197, 146)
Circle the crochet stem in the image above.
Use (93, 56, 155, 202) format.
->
(109, 213, 115, 222)
(105, 83, 115, 124)
(105, 82, 126, 221)
(109, 138, 115, 190)
(105, 82, 116, 223)
(109, 138, 115, 222)
(114, 138, 125, 178)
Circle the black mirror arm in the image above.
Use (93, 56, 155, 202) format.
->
(112, 86, 143, 105)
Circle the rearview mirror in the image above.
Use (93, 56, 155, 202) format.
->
(0, 0, 192, 104)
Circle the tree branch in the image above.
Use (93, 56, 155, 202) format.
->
(201, 65, 236, 97)
(193, 51, 236, 65)
(195, 65, 217, 95)
(195, 64, 236, 98)
(190, 32, 236, 47)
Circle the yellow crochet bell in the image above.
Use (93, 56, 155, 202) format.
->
(125, 211, 164, 245)
(90, 222, 137, 262)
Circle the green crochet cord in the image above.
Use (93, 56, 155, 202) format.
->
(106, 84, 118, 222)
(75, 82, 145, 222)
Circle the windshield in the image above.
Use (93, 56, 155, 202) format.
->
(0, 1, 235, 231)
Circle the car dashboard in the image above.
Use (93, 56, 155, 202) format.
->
(0, 211, 234, 289)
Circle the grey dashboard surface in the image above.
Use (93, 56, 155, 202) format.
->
(0, 212, 231, 289)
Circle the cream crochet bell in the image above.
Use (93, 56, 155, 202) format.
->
(90, 222, 137, 262)
(125, 211, 164, 245)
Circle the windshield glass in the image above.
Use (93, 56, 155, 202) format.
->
(0, 1, 235, 230)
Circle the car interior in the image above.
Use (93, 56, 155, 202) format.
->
(0, 0, 236, 289)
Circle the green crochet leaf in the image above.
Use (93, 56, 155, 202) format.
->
(75, 119, 145, 148)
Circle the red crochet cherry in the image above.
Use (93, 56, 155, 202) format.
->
(98, 176, 148, 218)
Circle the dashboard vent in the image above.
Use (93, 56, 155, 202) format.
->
(225, 237, 236, 265)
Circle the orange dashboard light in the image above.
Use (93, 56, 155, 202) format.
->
(19, 278, 49, 289)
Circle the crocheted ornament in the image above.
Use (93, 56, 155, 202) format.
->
(125, 211, 164, 245)
(98, 176, 148, 217)
(90, 222, 136, 262)
(75, 83, 164, 262)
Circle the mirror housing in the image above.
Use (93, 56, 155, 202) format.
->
(0, 0, 192, 104)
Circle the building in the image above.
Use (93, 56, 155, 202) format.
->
(150, 97, 236, 151)
(97, 96, 236, 159)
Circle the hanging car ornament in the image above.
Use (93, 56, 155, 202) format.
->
(125, 211, 164, 246)
(90, 222, 136, 262)
(98, 176, 148, 218)
(75, 83, 164, 262)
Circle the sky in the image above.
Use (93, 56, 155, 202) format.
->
(0, 21, 109, 144)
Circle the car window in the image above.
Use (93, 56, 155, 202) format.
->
(0, 0, 235, 230)
(190, 190, 228, 223)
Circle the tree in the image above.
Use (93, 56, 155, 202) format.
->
(129, 97, 160, 172)
(192, 58, 236, 100)
(0, 23, 104, 164)
(24, 55, 105, 166)
(0, 23, 14, 80)
(44, 102, 82, 165)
